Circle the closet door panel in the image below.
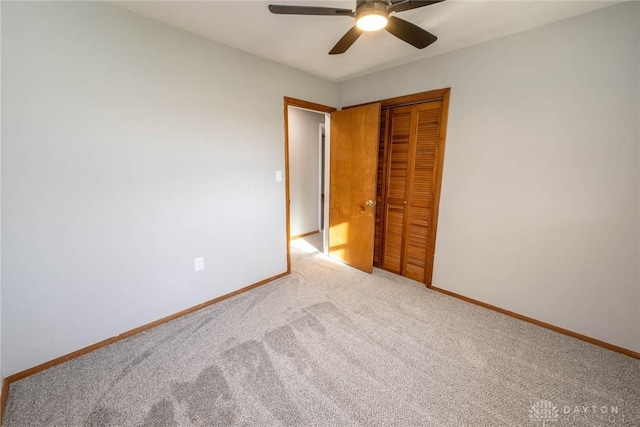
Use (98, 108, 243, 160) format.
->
(381, 107, 412, 273)
(404, 205, 430, 281)
(373, 109, 390, 267)
(382, 205, 404, 273)
(386, 110, 411, 203)
(403, 102, 442, 281)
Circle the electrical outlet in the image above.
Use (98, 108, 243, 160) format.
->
(194, 257, 204, 271)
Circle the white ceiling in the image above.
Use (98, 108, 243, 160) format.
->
(111, 0, 621, 82)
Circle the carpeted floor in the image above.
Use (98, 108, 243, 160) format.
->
(3, 233, 639, 426)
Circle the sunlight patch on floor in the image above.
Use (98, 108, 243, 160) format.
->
(291, 238, 321, 254)
(291, 234, 349, 269)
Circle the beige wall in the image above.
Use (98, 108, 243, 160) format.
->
(340, 2, 640, 352)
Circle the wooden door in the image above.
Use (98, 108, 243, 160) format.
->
(382, 105, 414, 274)
(373, 109, 390, 266)
(403, 101, 443, 281)
(329, 103, 381, 273)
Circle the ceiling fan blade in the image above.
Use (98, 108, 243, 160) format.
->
(388, 0, 444, 14)
(329, 26, 363, 55)
(268, 5, 354, 16)
(385, 16, 437, 49)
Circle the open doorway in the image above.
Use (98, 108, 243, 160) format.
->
(288, 106, 325, 240)
(283, 97, 335, 272)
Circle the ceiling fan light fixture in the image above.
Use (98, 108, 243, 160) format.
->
(356, 11, 388, 31)
(355, 2, 388, 32)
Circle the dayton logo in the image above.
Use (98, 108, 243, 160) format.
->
(529, 400, 560, 426)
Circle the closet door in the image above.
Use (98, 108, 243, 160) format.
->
(381, 105, 414, 274)
(402, 101, 442, 282)
(380, 100, 443, 282)
(373, 109, 390, 267)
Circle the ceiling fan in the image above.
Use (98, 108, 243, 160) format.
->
(268, 0, 444, 55)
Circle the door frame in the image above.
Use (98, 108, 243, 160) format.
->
(345, 88, 451, 286)
(318, 122, 326, 234)
(283, 97, 336, 273)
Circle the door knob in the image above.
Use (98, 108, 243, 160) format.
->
(365, 200, 375, 207)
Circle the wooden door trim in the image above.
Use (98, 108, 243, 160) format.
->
(285, 97, 337, 114)
(345, 88, 450, 110)
(283, 97, 336, 273)
(348, 88, 451, 287)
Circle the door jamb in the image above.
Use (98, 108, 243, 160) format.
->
(283, 97, 336, 273)
(318, 123, 326, 234)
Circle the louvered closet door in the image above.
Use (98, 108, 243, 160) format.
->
(402, 101, 442, 282)
(381, 105, 414, 274)
(373, 109, 390, 266)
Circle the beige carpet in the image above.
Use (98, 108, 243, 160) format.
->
(3, 233, 639, 426)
